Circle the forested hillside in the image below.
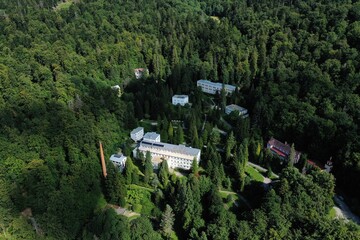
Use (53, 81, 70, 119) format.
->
(0, 0, 360, 239)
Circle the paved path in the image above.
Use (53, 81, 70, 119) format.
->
(247, 162, 279, 179)
(263, 177, 272, 184)
(109, 204, 140, 218)
(334, 195, 360, 224)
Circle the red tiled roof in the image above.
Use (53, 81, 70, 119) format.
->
(271, 148, 287, 157)
(267, 137, 301, 161)
(307, 160, 318, 167)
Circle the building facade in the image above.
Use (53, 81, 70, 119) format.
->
(225, 104, 248, 117)
(130, 127, 144, 142)
(133, 140, 201, 170)
(110, 154, 127, 172)
(172, 95, 189, 106)
(197, 79, 236, 95)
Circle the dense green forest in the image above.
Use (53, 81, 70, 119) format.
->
(0, 0, 360, 239)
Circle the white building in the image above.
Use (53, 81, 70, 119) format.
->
(133, 141, 200, 170)
(134, 68, 149, 79)
(172, 95, 189, 106)
(225, 104, 248, 117)
(130, 127, 144, 142)
(111, 85, 122, 97)
(197, 79, 236, 95)
(324, 158, 333, 173)
(143, 132, 161, 142)
(110, 154, 127, 172)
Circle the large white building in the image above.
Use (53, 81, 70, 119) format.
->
(197, 80, 236, 95)
(225, 104, 248, 117)
(130, 127, 144, 142)
(110, 154, 127, 172)
(133, 139, 200, 170)
(172, 95, 189, 106)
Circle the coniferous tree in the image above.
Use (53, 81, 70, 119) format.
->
(124, 156, 135, 184)
(168, 121, 174, 143)
(159, 160, 169, 188)
(225, 131, 236, 161)
(176, 125, 185, 144)
(144, 151, 153, 184)
(288, 143, 296, 166)
(104, 163, 126, 207)
(160, 204, 175, 238)
(191, 158, 199, 177)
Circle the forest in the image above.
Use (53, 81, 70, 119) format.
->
(0, 0, 360, 239)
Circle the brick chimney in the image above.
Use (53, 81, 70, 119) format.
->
(99, 141, 107, 178)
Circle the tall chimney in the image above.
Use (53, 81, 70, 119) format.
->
(99, 141, 107, 178)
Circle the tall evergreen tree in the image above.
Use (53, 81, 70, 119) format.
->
(144, 151, 153, 184)
(160, 204, 175, 237)
(288, 143, 296, 166)
(225, 131, 236, 161)
(159, 160, 169, 188)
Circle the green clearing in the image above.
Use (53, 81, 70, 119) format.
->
(126, 184, 155, 215)
(127, 214, 141, 221)
(328, 207, 337, 219)
(128, 184, 154, 192)
(210, 16, 220, 23)
(245, 165, 265, 182)
(219, 190, 240, 210)
(139, 119, 157, 132)
(95, 194, 108, 212)
(54, 0, 74, 11)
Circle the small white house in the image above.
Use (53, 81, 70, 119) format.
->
(111, 85, 122, 97)
(130, 127, 144, 142)
(134, 68, 149, 79)
(110, 154, 127, 172)
(172, 95, 189, 106)
(143, 132, 161, 142)
(324, 158, 333, 173)
(225, 104, 248, 117)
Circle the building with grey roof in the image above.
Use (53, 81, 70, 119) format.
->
(110, 154, 127, 172)
(143, 132, 161, 142)
(130, 127, 144, 142)
(133, 138, 201, 170)
(197, 79, 236, 95)
(172, 95, 189, 106)
(225, 104, 248, 118)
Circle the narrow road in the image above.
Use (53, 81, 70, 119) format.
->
(201, 114, 207, 132)
(334, 195, 360, 224)
(247, 162, 279, 178)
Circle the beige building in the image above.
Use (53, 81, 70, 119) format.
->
(133, 140, 200, 170)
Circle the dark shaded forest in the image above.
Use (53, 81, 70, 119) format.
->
(0, 0, 360, 239)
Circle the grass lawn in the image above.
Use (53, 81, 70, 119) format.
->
(269, 173, 279, 180)
(54, 0, 73, 11)
(219, 190, 239, 210)
(328, 207, 337, 219)
(128, 184, 154, 192)
(127, 214, 141, 221)
(245, 165, 265, 182)
(94, 194, 108, 212)
(139, 119, 157, 132)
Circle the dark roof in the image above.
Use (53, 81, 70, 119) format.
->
(307, 160, 320, 168)
(267, 137, 301, 160)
